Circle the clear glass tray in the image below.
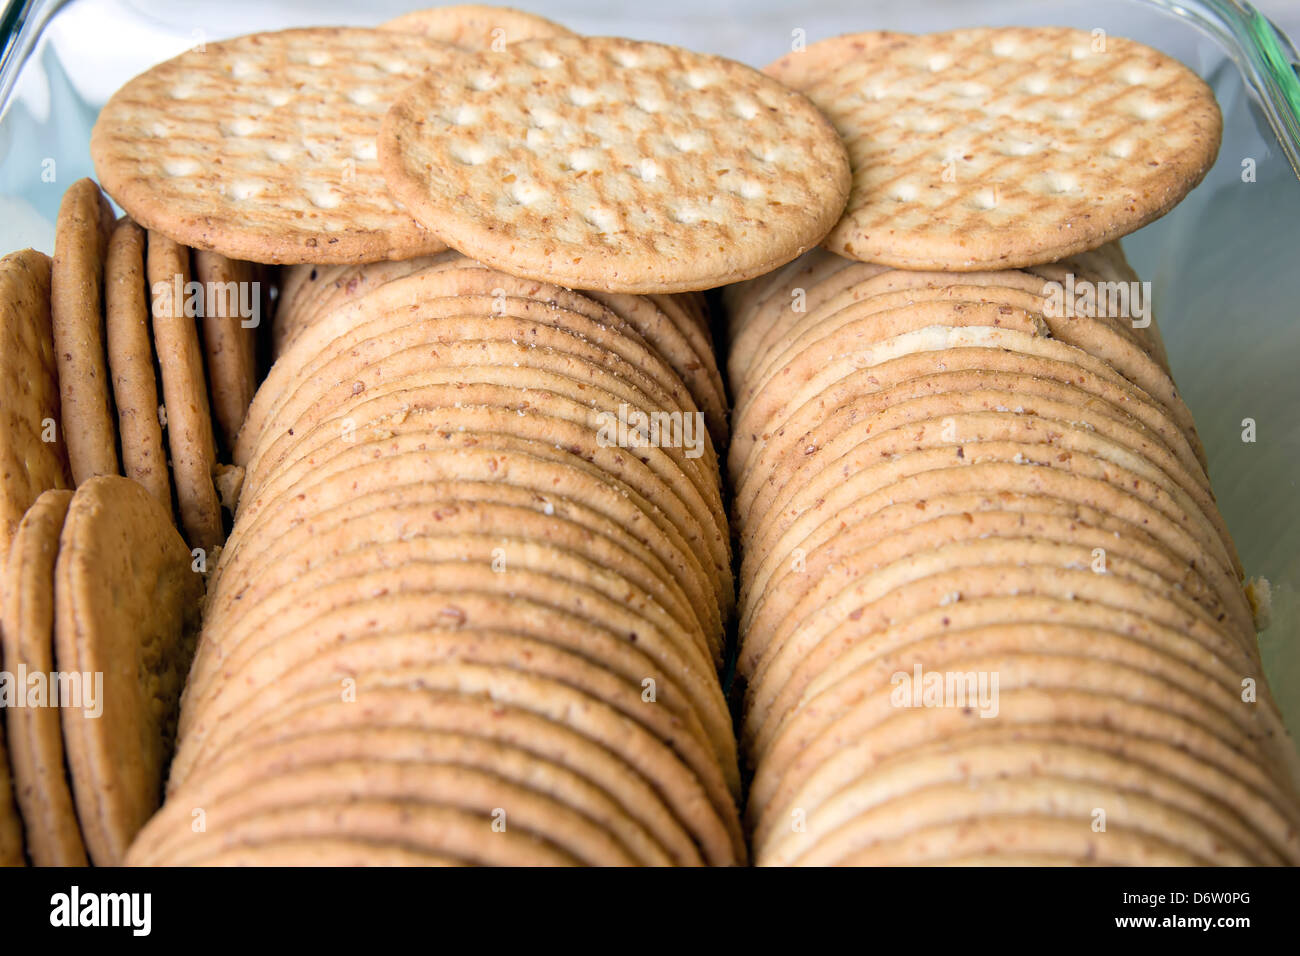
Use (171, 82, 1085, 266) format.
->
(2, 0, 1298, 746)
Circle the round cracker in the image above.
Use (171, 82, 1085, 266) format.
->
(55, 475, 204, 865)
(380, 36, 851, 293)
(0, 489, 86, 866)
(832, 817, 1197, 867)
(0, 250, 72, 582)
(105, 218, 172, 510)
(146, 232, 223, 553)
(805, 27, 1221, 270)
(51, 179, 119, 484)
(91, 28, 458, 265)
(193, 250, 258, 451)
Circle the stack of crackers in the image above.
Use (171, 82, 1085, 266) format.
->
(726, 27, 1300, 864)
(1, 476, 201, 866)
(98, 11, 848, 866)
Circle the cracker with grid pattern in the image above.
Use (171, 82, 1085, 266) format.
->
(91, 28, 460, 265)
(804, 27, 1221, 270)
(380, 36, 851, 293)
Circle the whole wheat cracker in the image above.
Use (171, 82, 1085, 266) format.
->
(184, 536, 720, 730)
(91, 28, 459, 265)
(55, 476, 204, 865)
(734, 344, 1209, 518)
(739, 441, 1241, 639)
(194, 251, 258, 451)
(197, 500, 711, 679)
(835, 817, 1197, 867)
(741, 485, 1250, 672)
(164, 838, 462, 867)
(233, 406, 730, 614)
(51, 180, 119, 483)
(1, 489, 87, 866)
(743, 539, 1242, 723)
(744, 504, 1250, 707)
(803, 27, 1222, 269)
(246, 310, 716, 499)
(380, 36, 851, 292)
(248, 346, 722, 536)
(239, 265, 681, 459)
(0, 250, 72, 583)
(204, 494, 705, 657)
(761, 736, 1279, 865)
(146, 232, 223, 553)
(751, 585, 1264, 767)
(105, 218, 171, 510)
(740, 380, 1235, 573)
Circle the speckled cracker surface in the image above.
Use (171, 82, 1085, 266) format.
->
(55, 476, 204, 866)
(380, 36, 851, 292)
(804, 27, 1222, 270)
(764, 31, 907, 91)
(90, 28, 460, 265)
(1, 489, 86, 866)
(0, 250, 72, 583)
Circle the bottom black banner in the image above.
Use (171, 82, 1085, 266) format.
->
(0, 866, 1293, 943)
